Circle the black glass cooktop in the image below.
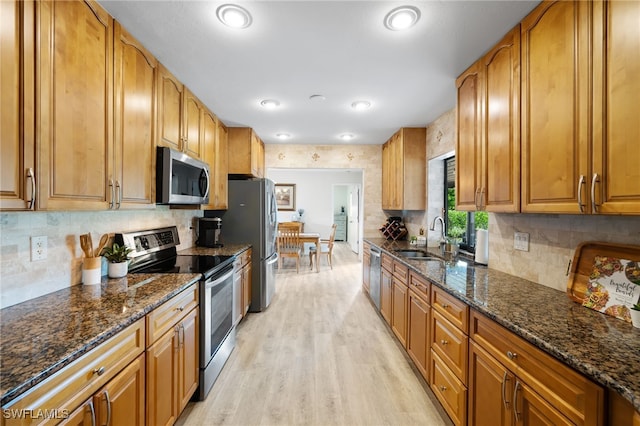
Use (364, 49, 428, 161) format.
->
(134, 255, 234, 278)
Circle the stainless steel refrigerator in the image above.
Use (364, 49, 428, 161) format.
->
(206, 178, 278, 312)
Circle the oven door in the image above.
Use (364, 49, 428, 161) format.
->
(201, 265, 234, 368)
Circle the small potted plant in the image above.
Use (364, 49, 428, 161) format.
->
(102, 243, 133, 278)
(630, 302, 640, 329)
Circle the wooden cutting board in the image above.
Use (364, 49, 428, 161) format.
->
(567, 241, 640, 303)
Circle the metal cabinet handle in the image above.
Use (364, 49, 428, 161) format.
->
(439, 385, 447, 392)
(474, 188, 480, 210)
(93, 366, 105, 376)
(501, 371, 510, 409)
(174, 325, 180, 351)
(577, 175, 586, 213)
(480, 187, 486, 210)
(180, 324, 185, 348)
(507, 351, 518, 360)
(108, 179, 115, 209)
(591, 173, 600, 213)
(441, 303, 449, 309)
(115, 181, 121, 209)
(176, 306, 185, 312)
(513, 381, 521, 422)
(103, 390, 112, 426)
(27, 168, 36, 209)
(88, 399, 96, 426)
(440, 339, 449, 346)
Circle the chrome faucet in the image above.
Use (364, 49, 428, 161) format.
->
(429, 216, 446, 241)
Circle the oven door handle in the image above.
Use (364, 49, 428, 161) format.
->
(205, 269, 234, 289)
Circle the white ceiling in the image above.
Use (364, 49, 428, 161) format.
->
(99, 1, 539, 145)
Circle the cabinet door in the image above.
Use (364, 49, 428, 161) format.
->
(95, 354, 145, 426)
(380, 267, 393, 324)
(591, 0, 640, 214)
(250, 131, 263, 177)
(201, 109, 217, 210)
(177, 309, 199, 414)
(113, 22, 156, 209)
(482, 25, 520, 213)
(391, 279, 408, 347)
(381, 141, 391, 209)
(242, 261, 252, 315)
(157, 64, 183, 152)
(468, 341, 513, 426)
(521, 1, 591, 214)
(407, 290, 430, 380)
(514, 380, 573, 426)
(362, 249, 371, 292)
(60, 399, 95, 426)
(214, 119, 229, 209)
(456, 62, 483, 212)
(391, 133, 403, 209)
(0, 0, 35, 211)
(233, 266, 243, 326)
(183, 89, 203, 160)
(146, 327, 178, 426)
(37, 0, 113, 210)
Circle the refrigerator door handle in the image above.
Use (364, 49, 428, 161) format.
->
(267, 253, 279, 265)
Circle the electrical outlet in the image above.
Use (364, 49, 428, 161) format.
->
(31, 236, 48, 261)
(514, 232, 529, 252)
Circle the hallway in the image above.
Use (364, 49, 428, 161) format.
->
(176, 243, 451, 426)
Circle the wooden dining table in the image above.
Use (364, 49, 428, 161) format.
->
(299, 232, 321, 272)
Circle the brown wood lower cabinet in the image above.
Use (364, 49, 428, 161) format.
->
(391, 277, 408, 347)
(407, 288, 430, 380)
(431, 350, 467, 426)
(380, 264, 392, 325)
(146, 307, 198, 426)
(468, 309, 604, 426)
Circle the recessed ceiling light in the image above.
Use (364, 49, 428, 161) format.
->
(384, 6, 420, 31)
(260, 99, 280, 109)
(351, 100, 371, 111)
(217, 4, 252, 29)
(275, 133, 290, 140)
(339, 133, 354, 141)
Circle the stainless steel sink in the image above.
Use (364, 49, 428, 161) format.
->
(393, 249, 442, 261)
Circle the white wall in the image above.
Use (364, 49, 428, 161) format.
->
(267, 169, 362, 238)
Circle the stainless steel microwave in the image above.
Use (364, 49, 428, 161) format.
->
(156, 147, 210, 205)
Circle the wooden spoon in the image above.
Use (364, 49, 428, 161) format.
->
(79, 234, 91, 258)
(95, 234, 109, 257)
(87, 233, 94, 257)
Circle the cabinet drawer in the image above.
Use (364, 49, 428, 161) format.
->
(408, 270, 430, 303)
(392, 260, 408, 283)
(431, 286, 468, 333)
(431, 310, 468, 384)
(470, 309, 604, 426)
(147, 284, 198, 346)
(3, 319, 145, 426)
(430, 350, 467, 426)
(381, 253, 393, 272)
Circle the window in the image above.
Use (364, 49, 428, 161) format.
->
(443, 156, 488, 252)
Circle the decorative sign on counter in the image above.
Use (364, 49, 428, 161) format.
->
(582, 256, 640, 322)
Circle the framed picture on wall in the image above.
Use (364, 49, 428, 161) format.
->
(275, 183, 296, 211)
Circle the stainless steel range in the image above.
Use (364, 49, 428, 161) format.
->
(116, 226, 236, 400)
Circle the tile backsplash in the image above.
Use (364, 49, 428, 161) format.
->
(0, 208, 203, 308)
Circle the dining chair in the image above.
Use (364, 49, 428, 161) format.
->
(309, 224, 337, 270)
(277, 222, 302, 273)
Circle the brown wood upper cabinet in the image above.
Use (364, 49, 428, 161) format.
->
(381, 128, 426, 210)
(36, 0, 114, 210)
(157, 65, 204, 160)
(0, 0, 35, 211)
(456, 25, 520, 213)
(202, 111, 228, 210)
(31, 1, 156, 210)
(228, 127, 265, 178)
(521, 0, 640, 215)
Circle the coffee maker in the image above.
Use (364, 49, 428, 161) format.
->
(197, 217, 223, 247)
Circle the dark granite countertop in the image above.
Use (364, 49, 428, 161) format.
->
(365, 237, 640, 413)
(0, 244, 252, 407)
(0, 273, 200, 406)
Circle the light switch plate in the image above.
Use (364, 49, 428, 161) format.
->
(514, 232, 529, 252)
(31, 236, 48, 261)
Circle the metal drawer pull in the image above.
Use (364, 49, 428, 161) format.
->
(591, 173, 600, 213)
(440, 339, 449, 346)
(507, 351, 518, 360)
(441, 303, 449, 309)
(27, 168, 36, 210)
(439, 385, 447, 392)
(88, 399, 96, 426)
(176, 306, 185, 312)
(92, 366, 105, 376)
(108, 179, 115, 209)
(104, 390, 112, 426)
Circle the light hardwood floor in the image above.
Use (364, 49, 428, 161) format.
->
(176, 243, 452, 426)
